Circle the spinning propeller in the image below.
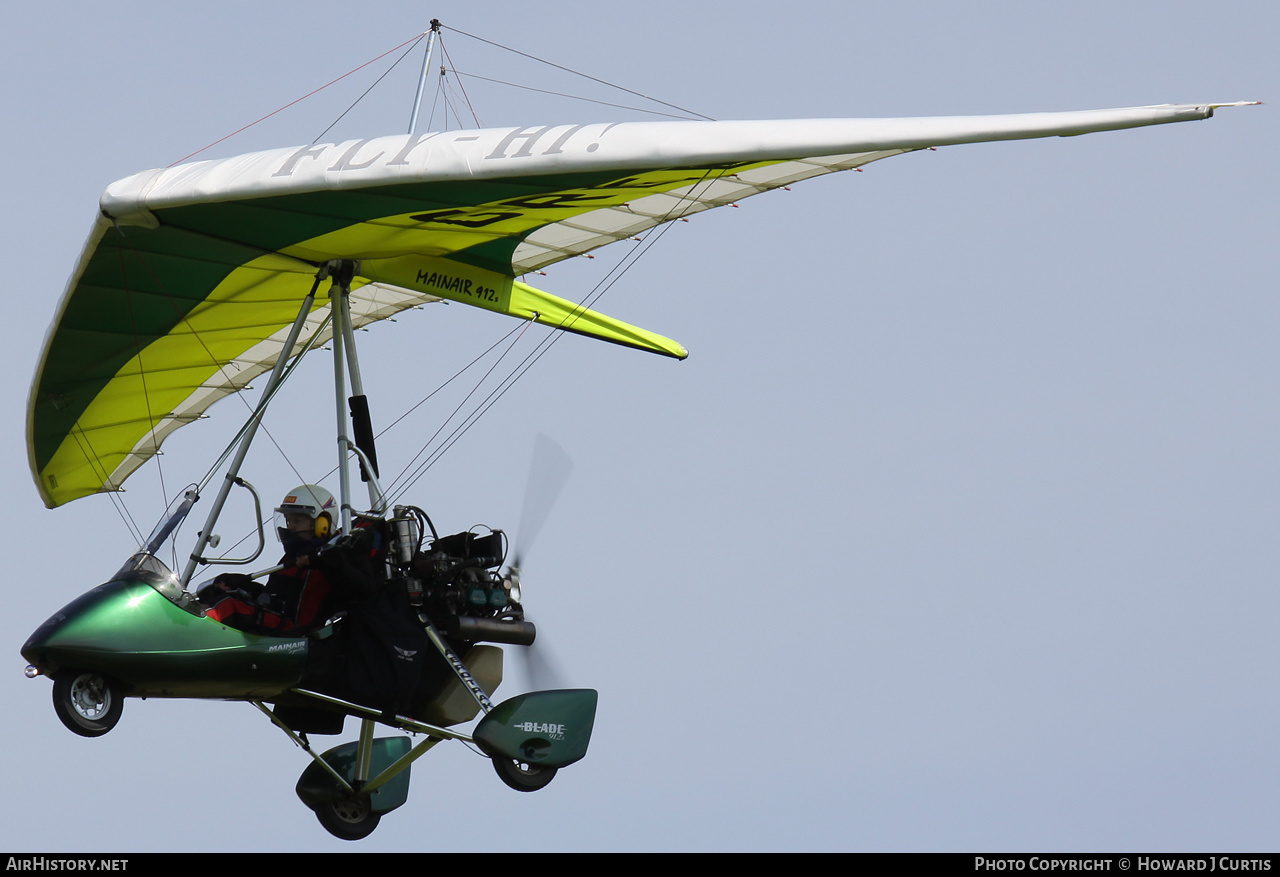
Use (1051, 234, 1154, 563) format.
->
(507, 433, 573, 692)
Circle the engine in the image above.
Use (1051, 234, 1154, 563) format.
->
(385, 506, 535, 646)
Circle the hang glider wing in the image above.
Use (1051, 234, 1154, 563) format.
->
(29, 102, 1252, 508)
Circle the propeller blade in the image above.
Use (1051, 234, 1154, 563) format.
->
(520, 635, 568, 692)
(513, 433, 573, 567)
(508, 434, 574, 691)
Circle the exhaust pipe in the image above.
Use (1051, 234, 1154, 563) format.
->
(448, 617, 537, 646)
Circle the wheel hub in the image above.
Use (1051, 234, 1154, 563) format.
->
(70, 676, 109, 719)
(331, 797, 371, 824)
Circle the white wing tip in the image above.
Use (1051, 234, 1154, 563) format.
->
(1138, 101, 1261, 111)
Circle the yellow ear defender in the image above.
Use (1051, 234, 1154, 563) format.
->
(314, 514, 331, 539)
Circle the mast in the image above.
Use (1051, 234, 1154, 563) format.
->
(329, 267, 354, 533)
(328, 261, 387, 532)
(407, 19, 442, 136)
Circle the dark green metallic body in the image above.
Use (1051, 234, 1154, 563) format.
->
(473, 689, 598, 768)
(22, 570, 307, 699)
(22, 555, 598, 842)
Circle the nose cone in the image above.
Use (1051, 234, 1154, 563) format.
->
(23, 574, 309, 698)
(22, 579, 163, 676)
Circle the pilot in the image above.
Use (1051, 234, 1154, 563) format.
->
(199, 484, 347, 635)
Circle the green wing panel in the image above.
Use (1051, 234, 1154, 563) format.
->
(30, 167, 702, 508)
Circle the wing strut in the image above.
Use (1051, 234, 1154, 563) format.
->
(180, 268, 327, 586)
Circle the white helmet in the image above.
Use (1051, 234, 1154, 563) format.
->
(275, 484, 337, 541)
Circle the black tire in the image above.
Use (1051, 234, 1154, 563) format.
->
(492, 757, 558, 792)
(52, 671, 123, 738)
(314, 796, 381, 841)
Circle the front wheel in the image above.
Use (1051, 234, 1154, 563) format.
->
(492, 757, 558, 792)
(52, 671, 123, 738)
(314, 796, 381, 841)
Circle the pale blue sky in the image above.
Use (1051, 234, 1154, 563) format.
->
(1, 0, 1275, 852)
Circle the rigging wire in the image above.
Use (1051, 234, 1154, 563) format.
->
(295, 316, 533, 502)
(381, 316, 536, 501)
(167, 31, 428, 166)
(442, 72, 475, 128)
(66, 426, 144, 545)
(86, 22, 717, 546)
(167, 21, 714, 170)
(442, 24, 714, 122)
(198, 312, 534, 561)
(376, 318, 530, 440)
(95, 225, 350, 564)
(211, 313, 531, 559)
(425, 79, 446, 134)
(107, 225, 319, 495)
(388, 169, 723, 503)
(437, 40, 483, 127)
(427, 70, 459, 133)
(422, 49, 475, 133)
(193, 311, 334, 495)
(311, 37, 426, 144)
(448, 70, 702, 120)
(307, 26, 719, 500)
(117, 243, 169, 513)
(182, 307, 340, 566)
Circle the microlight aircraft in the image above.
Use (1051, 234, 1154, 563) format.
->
(19, 36, 1255, 837)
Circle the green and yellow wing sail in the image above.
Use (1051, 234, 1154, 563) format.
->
(30, 104, 1237, 507)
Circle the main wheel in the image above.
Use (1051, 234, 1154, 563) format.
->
(314, 796, 381, 841)
(52, 671, 123, 738)
(492, 757, 558, 792)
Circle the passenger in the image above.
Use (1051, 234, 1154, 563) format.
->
(199, 484, 344, 635)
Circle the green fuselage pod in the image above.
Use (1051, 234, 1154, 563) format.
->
(22, 573, 308, 699)
(473, 689, 599, 768)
